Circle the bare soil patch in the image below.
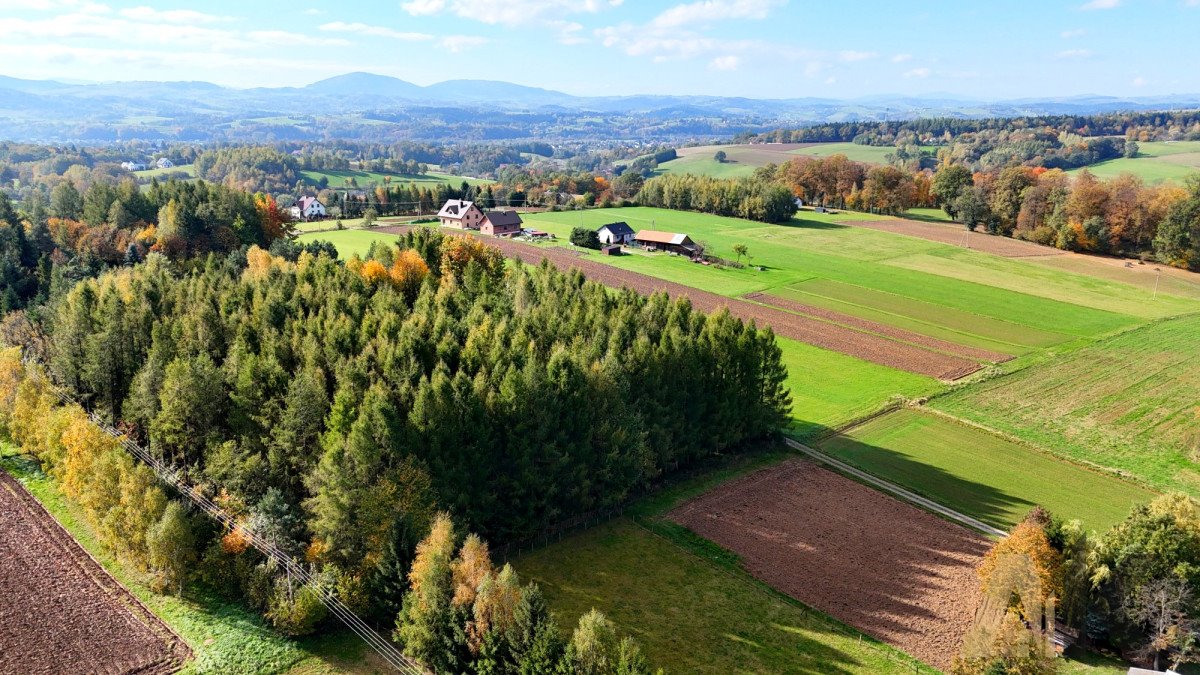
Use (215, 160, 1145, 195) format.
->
(747, 292, 1013, 363)
(847, 219, 1066, 258)
(0, 471, 190, 675)
(669, 459, 989, 670)
(380, 226, 980, 380)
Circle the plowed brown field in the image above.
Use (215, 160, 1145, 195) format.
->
(0, 471, 190, 675)
(669, 459, 988, 670)
(382, 226, 979, 380)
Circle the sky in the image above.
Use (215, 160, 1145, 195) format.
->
(0, 0, 1198, 99)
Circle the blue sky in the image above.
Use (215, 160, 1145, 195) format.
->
(0, 0, 1197, 99)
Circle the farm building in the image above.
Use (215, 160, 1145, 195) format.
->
(290, 196, 326, 221)
(121, 161, 147, 171)
(634, 230, 697, 256)
(596, 221, 634, 245)
(482, 210, 523, 237)
(437, 200, 485, 229)
(601, 244, 622, 256)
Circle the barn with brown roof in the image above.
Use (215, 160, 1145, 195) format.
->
(634, 230, 697, 255)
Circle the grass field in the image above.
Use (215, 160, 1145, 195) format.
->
(133, 163, 197, 179)
(1068, 141, 1200, 184)
(816, 409, 1156, 531)
(656, 142, 934, 178)
(0, 443, 385, 675)
(932, 314, 1200, 497)
(300, 169, 490, 189)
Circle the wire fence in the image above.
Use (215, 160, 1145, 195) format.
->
(24, 363, 425, 675)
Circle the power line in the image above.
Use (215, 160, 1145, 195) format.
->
(24, 362, 425, 675)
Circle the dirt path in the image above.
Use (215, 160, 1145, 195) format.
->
(0, 470, 190, 675)
(668, 458, 989, 670)
(746, 292, 1012, 363)
(381, 226, 981, 380)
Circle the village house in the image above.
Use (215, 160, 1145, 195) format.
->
(155, 158, 174, 169)
(437, 199, 485, 229)
(290, 196, 327, 221)
(121, 161, 147, 171)
(634, 230, 697, 256)
(596, 221, 634, 245)
(481, 210, 523, 237)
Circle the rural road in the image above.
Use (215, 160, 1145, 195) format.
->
(783, 438, 1008, 538)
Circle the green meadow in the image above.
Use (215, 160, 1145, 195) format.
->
(1069, 140, 1200, 184)
(300, 168, 491, 190)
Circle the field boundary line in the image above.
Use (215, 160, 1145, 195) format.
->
(782, 437, 1007, 538)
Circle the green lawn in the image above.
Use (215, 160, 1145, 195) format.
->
(903, 207, 954, 223)
(932, 314, 1200, 497)
(815, 409, 1155, 531)
(0, 443, 385, 675)
(298, 228, 401, 258)
(786, 142, 904, 164)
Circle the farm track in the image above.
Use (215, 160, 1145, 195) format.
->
(0, 471, 190, 675)
(668, 458, 989, 671)
(381, 226, 980, 380)
(847, 218, 1067, 258)
(745, 292, 1013, 364)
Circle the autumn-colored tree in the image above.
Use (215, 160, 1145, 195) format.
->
(439, 235, 506, 285)
(254, 193, 291, 243)
(395, 512, 462, 672)
(390, 248, 430, 298)
(978, 517, 1063, 605)
(452, 534, 494, 608)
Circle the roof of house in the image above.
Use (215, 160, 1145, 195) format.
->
(297, 196, 323, 210)
(597, 221, 634, 236)
(437, 200, 478, 219)
(484, 210, 523, 227)
(634, 230, 692, 246)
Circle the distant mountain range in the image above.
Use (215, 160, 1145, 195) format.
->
(2, 71, 1199, 143)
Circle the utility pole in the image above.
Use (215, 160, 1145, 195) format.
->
(1154, 268, 1161, 299)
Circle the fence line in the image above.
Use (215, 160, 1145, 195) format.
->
(24, 363, 424, 675)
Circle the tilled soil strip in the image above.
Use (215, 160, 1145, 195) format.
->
(0, 471, 190, 675)
(745, 292, 1013, 363)
(669, 459, 989, 671)
(379, 226, 980, 380)
(845, 219, 1066, 258)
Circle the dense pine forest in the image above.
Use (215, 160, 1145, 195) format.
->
(0, 226, 789, 658)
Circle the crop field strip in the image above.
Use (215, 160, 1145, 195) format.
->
(667, 458, 989, 671)
(815, 408, 1157, 531)
(744, 292, 1013, 363)
(0, 471, 190, 675)
(931, 314, 1200, 497)
(379, 225, 980, 380)
(844, 218, 1067, 258)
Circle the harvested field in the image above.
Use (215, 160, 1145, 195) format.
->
(0, 471, 190, 675)
(669, 459, 989, 670)
(746, 292, 1013, 363)
(847, 219, 1065, 258)
(378, 226, 981, 380)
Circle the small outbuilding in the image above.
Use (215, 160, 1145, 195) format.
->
(437, 200, 485, 229)
(601, 244, 621, 256)
(596, 221, 635, 245)
(482, 210, 523, 237)
(634, 230, 697, 256)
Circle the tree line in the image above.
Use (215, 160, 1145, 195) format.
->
(635, 172, 798, 223)
(954, 498, 1200, 673)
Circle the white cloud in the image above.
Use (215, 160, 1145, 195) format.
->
(403, 0, 622, 25)
(318, 21, 433, 41)
(903, 67, 931, 79)
(1057, 48, 1092, 58)
(709, 55, 740, 71)
(1060, 27, 1086, 38)
(401, 0, 445, 15)
(0, 12, 244, 49)
(890, 53, 912, 63)
(651, 0, 785, 28)
(248, 30, 350, 47)
(1080, 0, 1119, 9)
(118, 6, 230, 24)
(440, 35, 488, 52)
(1133, 75, 1147, 86)
(838, 50, 876, 62)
